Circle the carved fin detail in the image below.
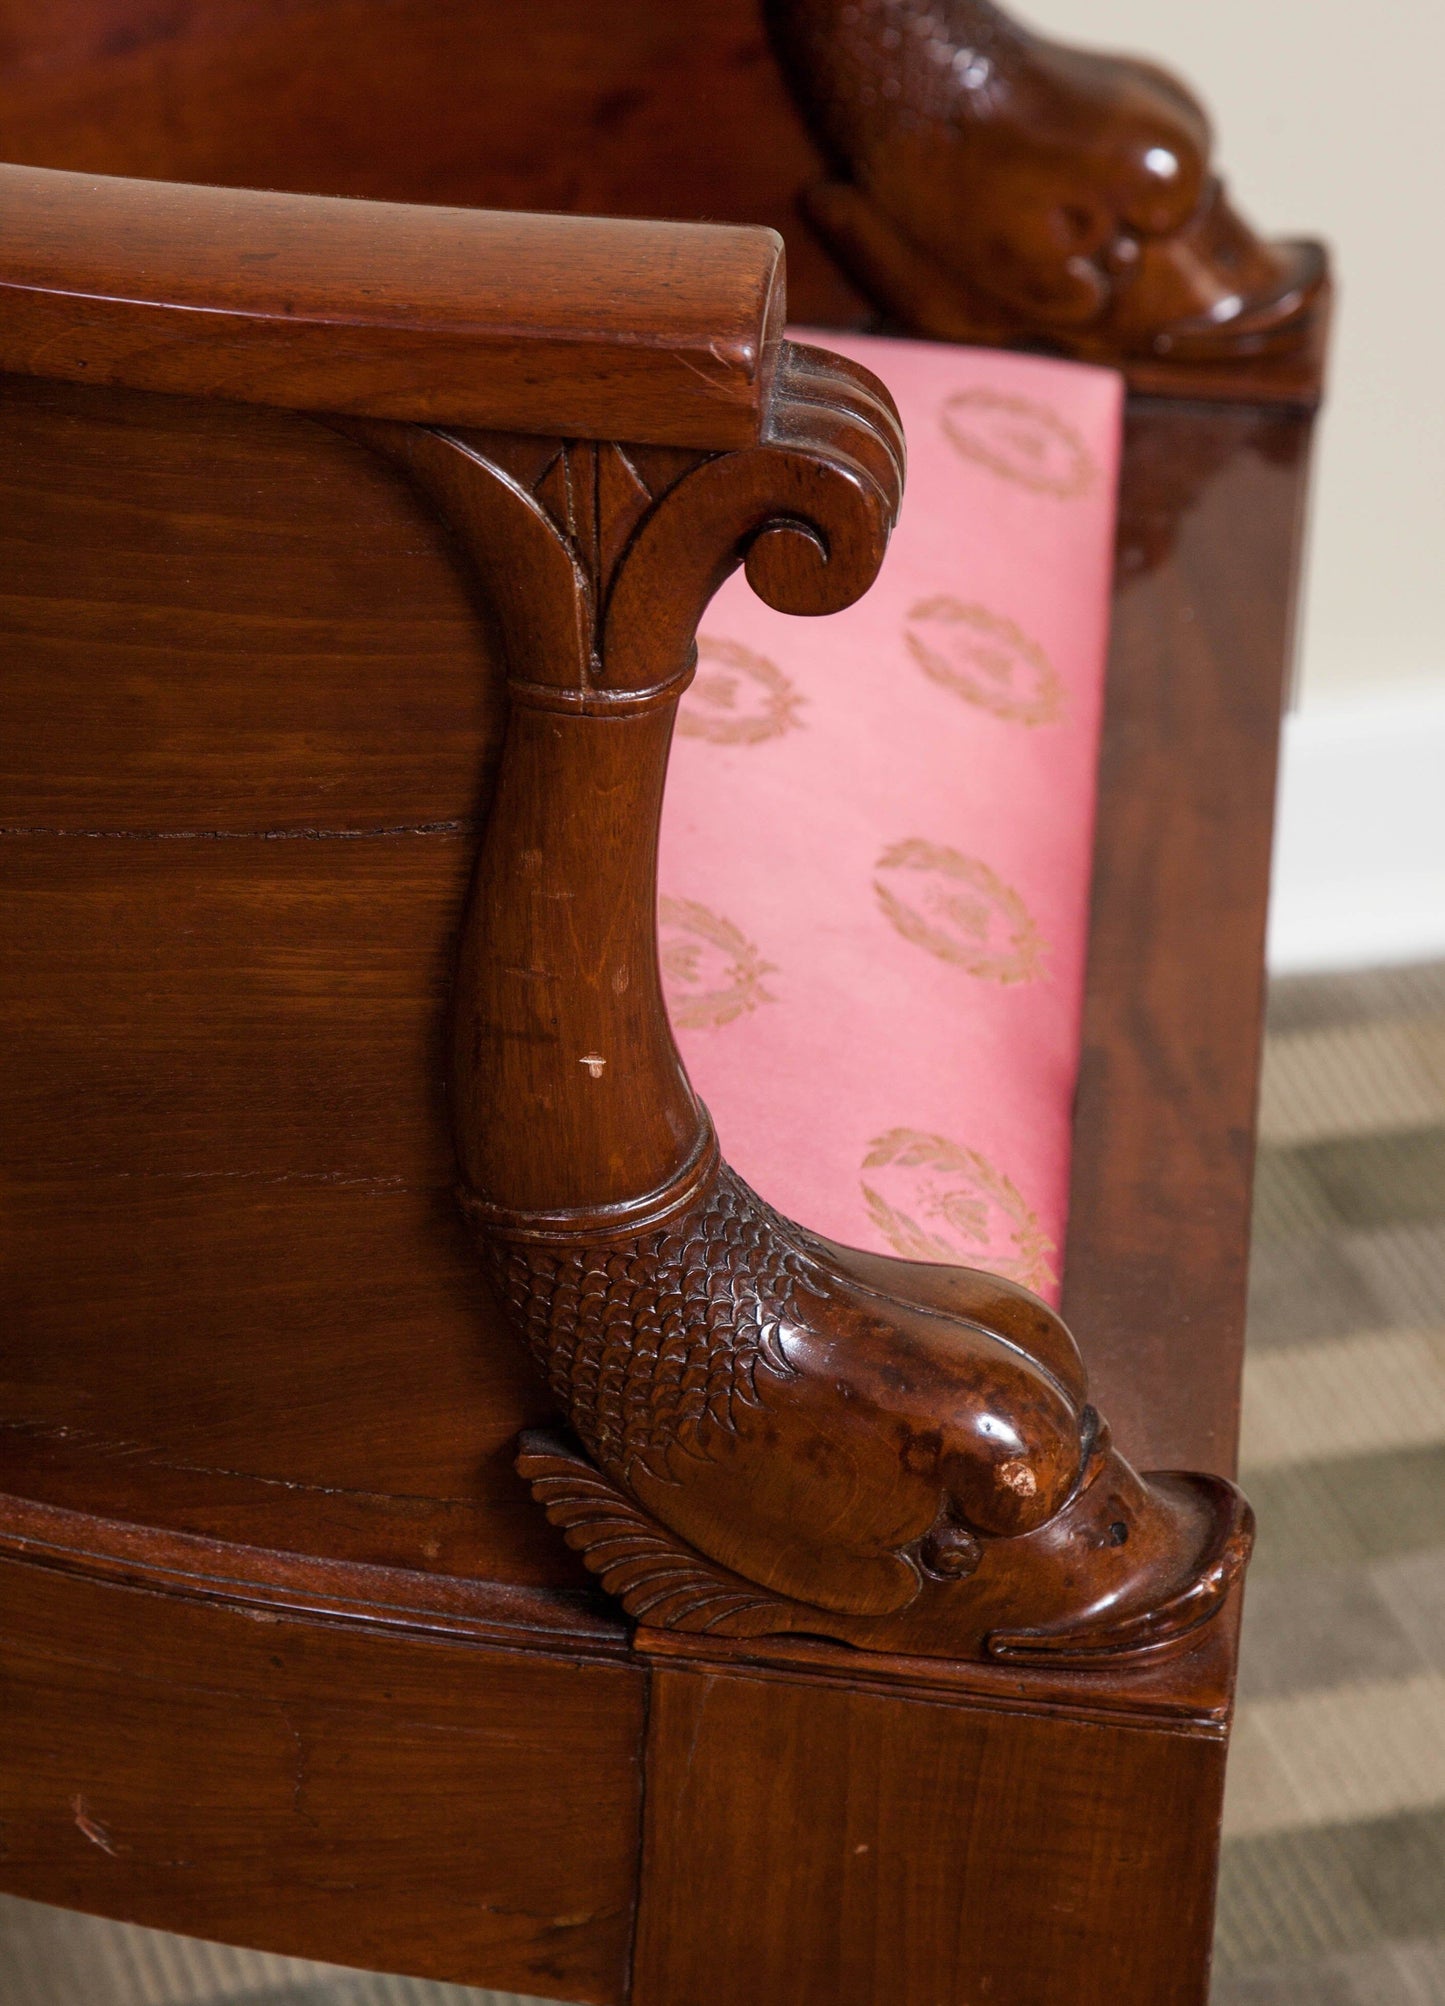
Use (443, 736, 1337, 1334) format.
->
(516, 1430, 804, 1636)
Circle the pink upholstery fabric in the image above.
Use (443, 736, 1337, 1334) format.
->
(658, 335, 1123, 1304)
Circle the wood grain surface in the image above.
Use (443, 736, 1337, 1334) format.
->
(0, 372, 571, 1598)
(0, 162, 784, 448)
(0, 0, 1328, 402)
(0, 1558, 644, 2001)
(1064, 401, 1315, 1479)
(0, 376, 503, 834)
(633, 1661, 1226, 2006)
(0, 15, 1321, 1992)
(0, 0, 868, 331)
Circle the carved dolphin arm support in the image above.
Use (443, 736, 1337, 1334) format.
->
(766, 0, 1328, 392)
(358, 338, 1251, 1666)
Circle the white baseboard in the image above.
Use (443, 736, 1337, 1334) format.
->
(1267, 682, 1445, 974)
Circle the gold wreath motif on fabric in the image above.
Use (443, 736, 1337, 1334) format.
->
(940, 388, 1097, 499)
(874, 837, 1046, 985)
(660, 896, 778, 1030)
(906, 596, 1065, 727)
(861, 1127, 1057, 1294)
(678, 635, 806, 745)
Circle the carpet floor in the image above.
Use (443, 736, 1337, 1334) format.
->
(4, 962, 1443, 2005)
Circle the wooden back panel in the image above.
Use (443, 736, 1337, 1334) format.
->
(0, 0, 864, 326)
(0, 0, 858, 326)
(0, 0, 1330, 404)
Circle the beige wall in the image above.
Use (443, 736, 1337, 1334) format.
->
(1021, 0, 1444, 707)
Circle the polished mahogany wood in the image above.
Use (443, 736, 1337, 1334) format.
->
(1064, 401, 1315, 1479)
(0, 832, 612, 1608)
(0, 164, 785, 449)
(0, 374, 504, 833)
(0, 1558, 644, 2000)
(768, 0, 1329, 402)
(0, 0, 1327, 396)
(0, 0, 866, 329)
(633, 1649, 1229, 2006)
(0, 368, 592, 1602)
(634, 1644, 1228, 2006)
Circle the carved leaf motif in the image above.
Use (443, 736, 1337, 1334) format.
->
(516, 1430, 803, 1635)
(596, 444, 654, 586)
(533, 448, 575, 541)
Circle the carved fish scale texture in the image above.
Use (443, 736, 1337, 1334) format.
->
(780, 0, 1010, 139)
(480, 1166, 807, 1482)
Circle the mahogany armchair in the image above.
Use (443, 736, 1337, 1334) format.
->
(0, 5, 1328, 2004)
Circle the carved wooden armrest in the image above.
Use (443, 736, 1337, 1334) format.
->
(356, 271, 1245, 1667)
(766, 0, 1329, 400)
(0, 160, 1249, 1667)
(0, 161, 784, 447)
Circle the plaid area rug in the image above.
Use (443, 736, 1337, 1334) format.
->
(1213, 962, 1445, 2005)
(3, 962, 1443, 2006)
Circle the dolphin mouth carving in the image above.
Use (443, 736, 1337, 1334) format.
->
(986, 1472, 1256, 1665)
(516, 1426, 1255, 1671)
(496, 1137, 1255, 1670)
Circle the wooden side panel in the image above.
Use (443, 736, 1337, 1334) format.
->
(1064, 402, 1315, 1478)
(1, 834, 469, 1182)
(0, 1557, 642, 2001)
(0, 377, 571, 1584)
(0, 373, 503, 833)
(633, 1665, 1226, 2006)
(0, 1178, 580, 1585)
(0, 835, 597, 1580)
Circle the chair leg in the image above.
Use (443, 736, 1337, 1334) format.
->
(633, 1642, 1229, 2006)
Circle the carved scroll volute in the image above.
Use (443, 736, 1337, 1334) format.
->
(766, 0, 1327, 386)
(340, 421, 701, 1216)
(392, 346, 902, 1224)
(357, 339, 1252, 1668)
